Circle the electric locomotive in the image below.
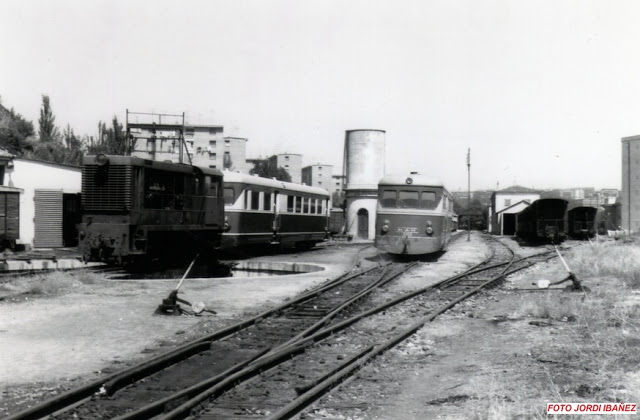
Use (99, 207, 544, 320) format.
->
(78, 154, 224, 265)
(374, 173, 455, 255)
(221, 171, 330, 250)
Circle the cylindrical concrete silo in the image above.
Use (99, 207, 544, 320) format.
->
(343, 129, 386, 240)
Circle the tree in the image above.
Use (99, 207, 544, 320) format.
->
(249, 158, 292, 182)
(0, 105, 35, 154)
(38, 95, 59, 142)
(86, 116, 127, 155)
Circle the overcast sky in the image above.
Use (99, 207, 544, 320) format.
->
(2, 0, 640, 191)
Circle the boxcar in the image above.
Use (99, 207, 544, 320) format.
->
(78, 155, 224, 265)
(516, 198, 568, 243)
(374, 173, 455, 255)
(567, 206, 597, 239)
(221, 172, 330, 250)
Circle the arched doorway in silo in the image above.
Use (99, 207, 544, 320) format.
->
(357, 208, 369, 239)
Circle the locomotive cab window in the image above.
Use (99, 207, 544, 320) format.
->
(381, 190, 397, 207)
(295, 196, 302, 213)
(303, 197, 309, 213)
(143, 169, 184, 210)
(310, 199, 317, 214)
(420, 191, 438, 209)
(399, 191, 419, 208)
(319, 199, 324, 215)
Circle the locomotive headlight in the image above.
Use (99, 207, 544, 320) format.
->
(426, 221, 433, 227)
(426, 221, 434, 235)
(95, 153, 109, 167)
(381, 219, 390, 234)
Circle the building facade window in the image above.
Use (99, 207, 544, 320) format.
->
(209, 153, 217, 160)
(209, 140, 216, 148)
(504, 199, 511, 207)
(225, 140, 230, 147)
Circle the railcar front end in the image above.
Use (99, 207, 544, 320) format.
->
(374, 174, 454, 255)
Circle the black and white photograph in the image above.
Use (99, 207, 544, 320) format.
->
(1, 1, 640, 418)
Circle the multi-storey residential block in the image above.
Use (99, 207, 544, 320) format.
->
(301, 164, 333, 190)
(128, 119, 250, 173)
(268, 153, 302, 183)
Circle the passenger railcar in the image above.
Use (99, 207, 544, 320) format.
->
(221, 172, 330, 250)
(374, 173, 455, 255)
(567, 206, 597, 239)
(78, 155, 224, 264)
(516, 198, 568, 243)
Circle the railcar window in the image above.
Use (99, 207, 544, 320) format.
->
(251, 191, 260, 210)
(244, 190, 251, 209)
(264, 192, 272, 211)
(381, 190, 397, 208)
(310, 199, 317, 214)
(420, 191, 437, 209)
(399, 191, 419, 208)
(303, 197, 309, 213)
(223, 188, 235, 206)
(295, 196, 302, 213)
(319, 199, 324, 214)
(287, 196, 294, 212)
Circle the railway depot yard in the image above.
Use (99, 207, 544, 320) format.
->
(1, 234, 640, 419)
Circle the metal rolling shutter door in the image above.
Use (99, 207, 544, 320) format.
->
(34, 189, 63, 248)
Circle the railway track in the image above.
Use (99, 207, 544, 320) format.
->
(4, 236, 563, 420)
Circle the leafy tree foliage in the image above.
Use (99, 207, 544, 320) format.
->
(38, 95, 59, 142)
(0, 105, 35, 154)
(86, 117, 128, 155)
(249, 158, 292, 182)
(331, 191, 345, 209)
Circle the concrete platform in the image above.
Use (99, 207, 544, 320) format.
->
(0, 247, 91, 271)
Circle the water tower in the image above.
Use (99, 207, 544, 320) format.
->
(343, 129, 385, 240)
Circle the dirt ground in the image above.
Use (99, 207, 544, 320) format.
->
(1, 234, 638, 419)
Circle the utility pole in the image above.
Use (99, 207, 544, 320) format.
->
(467, 148, 471, 241)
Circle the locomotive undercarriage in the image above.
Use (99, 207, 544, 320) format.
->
(79, 222, 221, 266)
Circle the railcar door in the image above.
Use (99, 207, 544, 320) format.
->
(272, 191, 280, 243)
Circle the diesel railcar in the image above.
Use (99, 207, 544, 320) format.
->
(78, 155, 224, 265)
(567, 206, 597, 239)
(374, 173, 455, 255)
(221, 171, 330, 250)
(516, 198, 568, 243)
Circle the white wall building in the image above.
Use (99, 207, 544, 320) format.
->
(2, 158, 81, 248)
(489, 186, 540, 235)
